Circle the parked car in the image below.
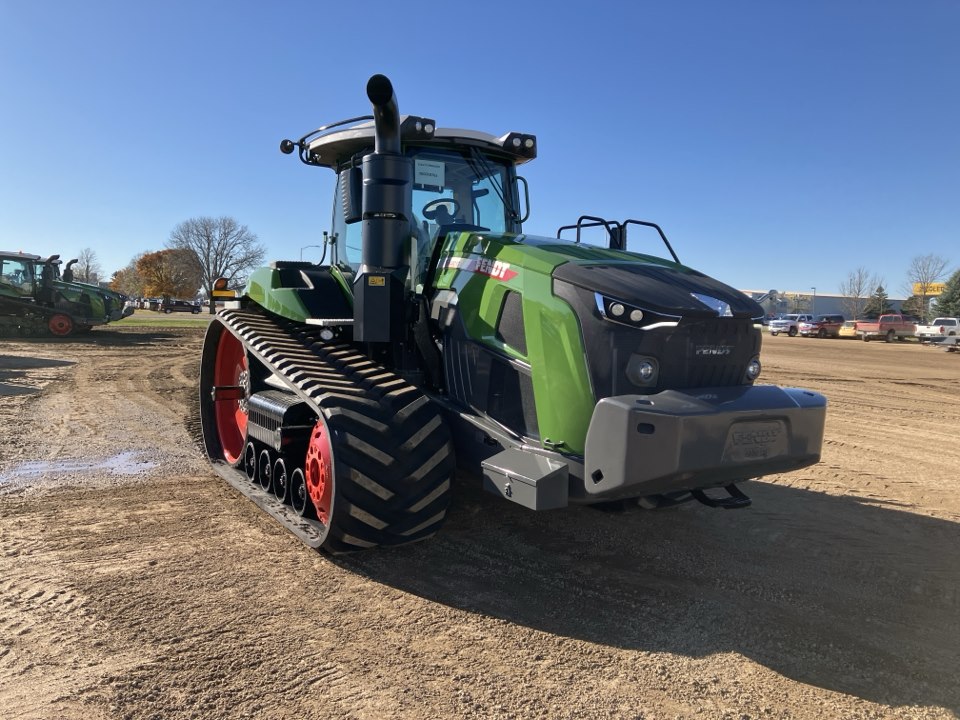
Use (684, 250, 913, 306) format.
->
(838, 320, 859, 339)
(799, 314, 845, 338)
(768, 314, 814, 337)
(159, 299, 201, 314)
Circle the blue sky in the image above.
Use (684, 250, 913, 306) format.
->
(1, 1, 957, 297)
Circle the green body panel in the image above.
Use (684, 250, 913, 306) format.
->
(51, 281, 107, 321)
(244, 266, 313, 323)
(241, 231, 692, 457)
(70, 281, 126, 320)
(434, 231, 653, 455)
(328, 265, 354, 306)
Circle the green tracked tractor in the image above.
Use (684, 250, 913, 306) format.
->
(0, 251, 111, 337)
(198, 75, 827, 553)
(60, 258, 133, 322)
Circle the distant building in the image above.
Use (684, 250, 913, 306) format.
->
(740, 289, 905, 319)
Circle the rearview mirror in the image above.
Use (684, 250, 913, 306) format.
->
(340, 166, 363, 224)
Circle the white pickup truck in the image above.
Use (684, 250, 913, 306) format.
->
(768, 313, 814, 337)
(915, 317, 960, 343)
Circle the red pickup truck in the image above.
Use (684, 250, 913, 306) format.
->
(856, 314, 916, 342)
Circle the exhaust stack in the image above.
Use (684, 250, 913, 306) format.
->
(353, 74, 413, 343)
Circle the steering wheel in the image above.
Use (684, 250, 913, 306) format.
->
(422, 198, 461, 223)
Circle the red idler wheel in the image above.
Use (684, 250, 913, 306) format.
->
(305, 420, 334, 525)
(48, 313, 73, 336)
(212, 330, 249, 465)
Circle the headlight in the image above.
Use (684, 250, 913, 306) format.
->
(744, 357, 762, 382)
(595, 293, 679, 330)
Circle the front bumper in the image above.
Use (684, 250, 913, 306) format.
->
(578, 384, 826, 501)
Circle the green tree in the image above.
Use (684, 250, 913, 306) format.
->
(862, 285, 892, 318)
(901, 295, 925, 318)
(110, 253, 146, 297)
(933, 269, 960, 317)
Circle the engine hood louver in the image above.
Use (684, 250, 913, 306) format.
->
(552, 262, 762, 319)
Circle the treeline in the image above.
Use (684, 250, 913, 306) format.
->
(838, 254, 957, 321)
(108, 216, 265, 311)
(111, 248, 202, 300)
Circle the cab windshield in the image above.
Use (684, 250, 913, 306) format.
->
(332, 146, 518, 288)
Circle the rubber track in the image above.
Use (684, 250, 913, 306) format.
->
(213, 308, 454, 553)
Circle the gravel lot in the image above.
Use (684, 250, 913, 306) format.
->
(1, 327, 958, 719)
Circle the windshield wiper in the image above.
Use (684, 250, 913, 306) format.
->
(465, 147, 518, 224)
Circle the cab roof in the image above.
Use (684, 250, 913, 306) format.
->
(302, 115, 536, 170)
(0, 250, 44, 261)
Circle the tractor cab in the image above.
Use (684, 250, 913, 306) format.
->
(287, 117, 535, 293)
(0, 253, 38, 299)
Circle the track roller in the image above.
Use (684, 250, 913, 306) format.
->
(258, 449, 272, 492)
(272, 457, 290, 502)
(289, 468, 313, 517)
(244, 443, 257, 483)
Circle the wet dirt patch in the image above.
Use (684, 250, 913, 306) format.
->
(0, 451, 158, 490)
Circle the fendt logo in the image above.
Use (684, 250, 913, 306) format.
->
(443, 256, 517, 281)
(695, 345, 734, 356)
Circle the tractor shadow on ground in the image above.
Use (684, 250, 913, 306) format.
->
(0, 354, 76, 396)
(339, 479, 960, 713)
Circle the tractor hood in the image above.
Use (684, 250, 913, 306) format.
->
(437, 230, 763, 321)
(552, 260, 762, 319)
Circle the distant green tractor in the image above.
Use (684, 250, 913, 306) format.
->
(0, 251, 109, 336)
(59, 258, 134, 321)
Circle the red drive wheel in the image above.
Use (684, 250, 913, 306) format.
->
(212, 330, 249, 465)
(305, 420, 334, 525)
(48, 313, 73, 336)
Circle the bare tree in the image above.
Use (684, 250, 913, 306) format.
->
(75, 247, 103, 284)
(167, 217, 266, 312)
(838, 267, 878, 320)
(905, 254, 951, 323)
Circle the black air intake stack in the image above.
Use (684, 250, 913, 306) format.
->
(353, 74, 413, 344)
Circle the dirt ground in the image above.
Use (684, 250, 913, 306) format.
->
(1, 326, 958, 720)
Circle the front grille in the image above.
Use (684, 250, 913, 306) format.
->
(552, 280, 761, 401)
